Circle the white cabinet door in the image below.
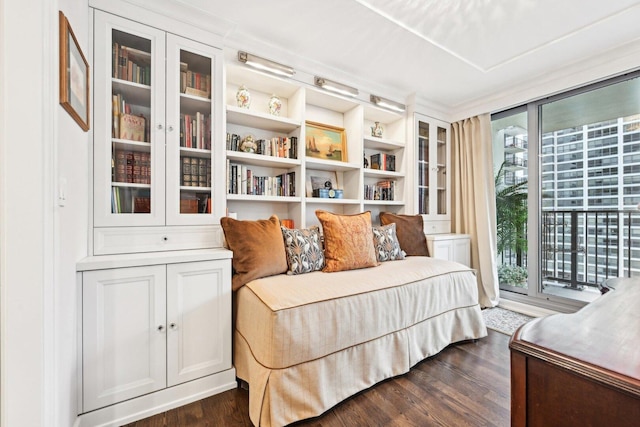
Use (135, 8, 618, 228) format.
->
(82, 265, 167, 412)
(166, 260, 232, 386)
(426, 234, 471, 267)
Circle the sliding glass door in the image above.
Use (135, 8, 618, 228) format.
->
(492, 72, 640, 310)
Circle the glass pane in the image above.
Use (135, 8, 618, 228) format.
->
(178, 49, 212, 214)
(539, 76, 640, 303)
(491, 111, 529, 294)
(111, 29, 152, 214)
(436, 126, 447, 215)
(418, 121, 429, 214)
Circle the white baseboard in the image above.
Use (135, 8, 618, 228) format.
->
(76, 368, 236, 427)
(498, 299, 558, 318)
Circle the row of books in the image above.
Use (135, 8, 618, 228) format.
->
(179, 192, 211, 214)
(227, 161, 296, 197)
(370, 153, 396, 172)
(181, 156, 212, 188)
(113, 150, 151, 184)
(111, 187, 151, 214)
(112, 93, 149, 142)
(364, 180, 396, 201)
(226, 134, 298, 159)
(180, 112, 211, 150)
(112, 43, 151, 85)
(181, 69, 211, 99)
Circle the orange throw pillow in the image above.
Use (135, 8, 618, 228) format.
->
(316, 210, 378, 272)
(379, 212, 429, 256)
(220, 215, 288, 290)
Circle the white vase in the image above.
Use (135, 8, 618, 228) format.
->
(236, 85, 251, 109)
(268, 94, 282, 116)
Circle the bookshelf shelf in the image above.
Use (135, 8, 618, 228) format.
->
(227, 194, 302, 203)
(112, 139, 151, 152)
(305, 158, 359, 172)
(226, 105, 301, 133)
(363, 169, 404, 179)
(112, 182, 151, 188)
(305, 197, 361, 205)
(226, 151, 300, 168)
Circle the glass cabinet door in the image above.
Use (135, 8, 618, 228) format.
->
(94, 11, 166, 227)
(436, 125, 448, 215)
(417, 120, 430, 214)
(415, 114, 450, 225)
(165, 34, 222, 225)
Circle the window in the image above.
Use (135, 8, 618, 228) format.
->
(492, 71, 640, 311)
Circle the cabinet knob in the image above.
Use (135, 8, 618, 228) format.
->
(167, 125, 174, 132)
(157, 124, 163, 130)
(163, 236, 168, 241)
(157, 325, 164, 332)
(169, 323, 177, 330)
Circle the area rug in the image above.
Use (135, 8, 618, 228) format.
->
(482, 307, 534, 335)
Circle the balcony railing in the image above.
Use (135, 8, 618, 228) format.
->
(541, 209, 640, 290)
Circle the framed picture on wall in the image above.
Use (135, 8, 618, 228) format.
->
(59, 11, 90, 131)
(305, 121, 347, 162)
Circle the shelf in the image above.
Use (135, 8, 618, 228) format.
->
(180, 93, 211, 112)
(180, 147, 212, 159)
(306, 158, 360, 172)
(305, 197, 360, 205)
(227, 194, 301, 203)
(180, 185, 211, 192)
(363, 136, 405, 150)
(363, 169, 404, 179)
(113, 139, 151, 152)
(363, 200, 405, 206)
(226, 151, 301, 168)
(226, 105, 300, 133)
(112, 182, 151, 189)
(112, 78, 151, 106)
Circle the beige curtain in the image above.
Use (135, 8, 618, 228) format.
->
(451, 114, 500, 308)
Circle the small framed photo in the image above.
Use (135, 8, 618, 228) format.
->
(59, 11, 90, 131)
(305, 121, 347, 162)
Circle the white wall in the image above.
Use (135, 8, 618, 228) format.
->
(1, 0, 89, 426)
(1, 0, 54, 425)
(56, 2, 90, 426)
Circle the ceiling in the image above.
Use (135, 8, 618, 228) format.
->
(170, 0, 640, 117)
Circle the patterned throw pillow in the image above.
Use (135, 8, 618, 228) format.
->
(281, 226, 325, 275)
(315, 210, 379, 272)
(372, 223, 406, 262)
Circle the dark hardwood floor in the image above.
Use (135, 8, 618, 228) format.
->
(124, 330, 510, 427)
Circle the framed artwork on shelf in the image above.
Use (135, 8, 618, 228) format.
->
(305, 121, 347, 162)
(59, 11, 90, 131)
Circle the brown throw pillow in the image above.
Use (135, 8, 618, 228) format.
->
(220, 215, 288, 290)
(379, 212, 429, 256)
(316, 210, 378, 272)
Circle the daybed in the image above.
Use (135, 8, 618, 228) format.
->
(222, 212, 487, 427)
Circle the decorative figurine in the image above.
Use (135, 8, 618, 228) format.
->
(236, 84, 251, 109)
(268, 94, 282, 116)
(371, 121, 383, 138)
(240, 134, 257, 153)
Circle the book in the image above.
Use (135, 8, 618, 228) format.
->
(120, 114, 146, 141)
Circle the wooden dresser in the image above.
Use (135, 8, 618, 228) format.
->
(509, 278, 640, 427)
